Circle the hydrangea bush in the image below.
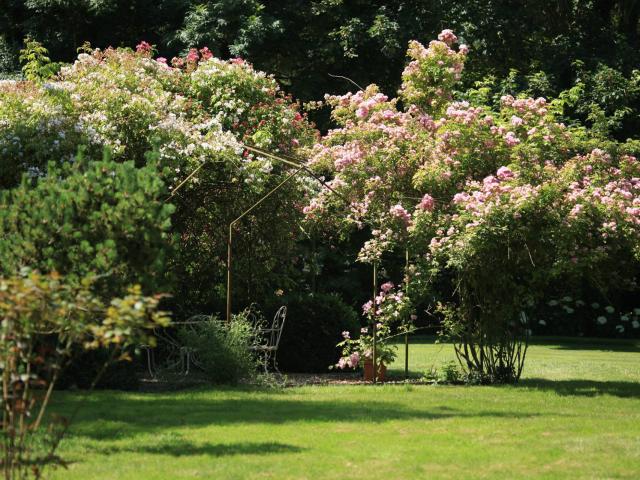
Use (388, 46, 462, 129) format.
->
(304, 31, 640, 382)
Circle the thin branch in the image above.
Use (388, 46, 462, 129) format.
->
(328, 73, 365, 91)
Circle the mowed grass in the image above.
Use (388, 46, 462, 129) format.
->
(49, 338, 640, 479)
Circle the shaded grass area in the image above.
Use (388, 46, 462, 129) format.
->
(50, 338, 640, 479)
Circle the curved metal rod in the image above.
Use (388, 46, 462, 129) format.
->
(226, 166, 304, 322)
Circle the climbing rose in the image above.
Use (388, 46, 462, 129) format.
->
(135, 41, 152, 57)
(389, 204, 411, 225)
(186, 48, 199, 63)
(199, 47, 213, 61)
(349, 352, 360, 368)
(496, 166, 515, 180)
(381, 281, 394, 293)
(417, 193, 435, 211)
(438, 29, 458, 46)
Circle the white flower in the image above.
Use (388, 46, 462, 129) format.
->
(596, 316, 607, 325)
(605, 306, 615, 314)
(615, 325, 624, 333)
(632, 320, 640, 329)
(620, 315, 629, 322)
(591, 302, 600, 309)
(538, 320, 547, 326)
(548, 300, 559, 306)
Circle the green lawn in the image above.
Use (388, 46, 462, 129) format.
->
(50, 338, 640, 479)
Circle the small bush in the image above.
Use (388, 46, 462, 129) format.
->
(277, 293, 360, 373)
(177, 314, 259, 384)
(423, 361, 462, 384)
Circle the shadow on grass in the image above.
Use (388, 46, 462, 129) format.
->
(519, 378, 640, 398)
(100, 440, 303, 457)
(57, 393, 540, 442)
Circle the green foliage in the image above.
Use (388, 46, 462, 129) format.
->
(176, 314, 259, 384)
(0, 35, 18, 74)
(278, 293, 359, 372)
(19, 37, 60, 81)
(0, 270, 170, 479)
(0, 150, 175, 297)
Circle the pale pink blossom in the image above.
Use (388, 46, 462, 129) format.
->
(438, 29, 458, 46)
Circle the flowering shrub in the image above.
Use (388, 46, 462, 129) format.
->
(305, 30, 640, 382)
(0, 43, 316, 313)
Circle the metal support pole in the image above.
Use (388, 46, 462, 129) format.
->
(226, 223, 233, 324)
(226, 166, 304, 322)
(404, 247, 409, 379)
(372, 262, 378, 384)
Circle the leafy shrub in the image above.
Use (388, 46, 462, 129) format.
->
(0, 270, 170, 479)
(177, 314, 259, 384)
(0, 35, 18, 74)
(424, 361, 462, 384)
(0, 150, 175, 298)
(277, 293, 360, 373)
(19, 37, 61, 81)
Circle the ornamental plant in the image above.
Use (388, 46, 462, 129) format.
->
(0, 270, 170, 479)
(0, 42, 316, 314)
(305, 30, 640, 382)
(334, 323, 397, 371)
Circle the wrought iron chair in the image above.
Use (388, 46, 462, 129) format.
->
(250, 306, 287, 373)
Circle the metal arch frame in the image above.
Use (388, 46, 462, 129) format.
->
(224, 144, 350, 326)
(168, 142, 402, 384)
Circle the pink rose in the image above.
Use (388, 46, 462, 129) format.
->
(438, 29, 458, 46)
(496, 166, 515, 180)
(417, 193, 435, 212)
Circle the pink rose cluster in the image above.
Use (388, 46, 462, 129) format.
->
(389, 204, 412, 227)
(564, 150, 640, 226)
(333, 142, 365, 171)
(135, 41, 153, 57)
(337, 351, 360, 369)
(437, 29, 458, 46)
(445, 101, 483, 125)
(417, 193, 435, 212)
(170, 47, 215, 70)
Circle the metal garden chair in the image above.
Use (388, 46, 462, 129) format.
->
(141, 315, 211, 378)
(250, 306, 287, 373)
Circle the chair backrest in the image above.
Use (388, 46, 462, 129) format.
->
(270, 306, 287, 349)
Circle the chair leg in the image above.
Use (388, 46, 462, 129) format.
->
(146, 348, 156, 378)
(273, 349, 281, 374)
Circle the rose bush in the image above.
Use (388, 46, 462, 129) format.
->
(304, 30, 640, 382)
